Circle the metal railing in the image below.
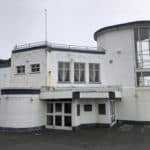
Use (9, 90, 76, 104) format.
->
(14, 41, 98, 51)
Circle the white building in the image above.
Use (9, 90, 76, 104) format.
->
(2, 20, 150, 131)
(0, 41, 121, 131)
(94, 20, 150, 125)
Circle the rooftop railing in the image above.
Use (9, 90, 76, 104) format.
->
(14, 41, 98, 51)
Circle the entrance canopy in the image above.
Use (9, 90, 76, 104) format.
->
(40, 86, 122, 100)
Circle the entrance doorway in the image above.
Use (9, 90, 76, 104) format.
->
(46, 102, 72, 130)
(110, 100, 116, 125)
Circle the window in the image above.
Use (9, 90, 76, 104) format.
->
(64, 103, 71, 114)
(58, 62, 70, 82)
(137, 71, 150, 86)
(77, 104, 80, 116)
(89, 63, 100, 83)
(98, 104, 106, 115)
(64, 116, 72, 127)
(84, 104, 92, 112)
(16, 65, 25, 74)
(47, 103, 53, 113)
(74, 63, 85, 82)
(31, 64, 40, 73)
(55, 103, 62, 112)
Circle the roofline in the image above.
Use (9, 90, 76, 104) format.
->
(12, 42, 105, 55)
(94, 20, 150, 41)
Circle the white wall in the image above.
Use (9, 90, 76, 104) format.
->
(72, 99, 111, 127)
(97, 28, 136, 87)
(47, 50, 104, 88)
(10, 49, 47, 88)
(0, 67, 10, 88)
(0, 94, 46, 128)
(96, 27, 150, 122)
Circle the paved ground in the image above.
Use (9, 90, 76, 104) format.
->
(0, 125, 150, 150)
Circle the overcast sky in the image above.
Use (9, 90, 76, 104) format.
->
(0, 0, 150, 58)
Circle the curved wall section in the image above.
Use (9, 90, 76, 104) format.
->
(0, 94, 46, 130)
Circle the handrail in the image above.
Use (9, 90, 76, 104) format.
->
(14, 41, 98, 51)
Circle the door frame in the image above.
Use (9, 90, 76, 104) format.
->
(46, 101, 72, 130)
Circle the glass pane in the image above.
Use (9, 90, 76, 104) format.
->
(74, 70, 79, 81)
(55, 103, 62, 112)
(77, 104, 80, 116)
(47, 116, 53, 125)
(47, 103, 53, 113)
(80, 70, 85, 82)
(98, 104, 106, 115)
(89, 71, 93, 82)
(95, 71, 99, 82)
(55, 116, 62, 126)
(58, 70, 63, 82)
(64, 69, 70, 81)
(64, 103, 71, 114)
(64, 116, 72, 127)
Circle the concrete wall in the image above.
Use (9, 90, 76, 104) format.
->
(0, 67, 10, 88)
(0, 94, 46, 128)
(10, 49, 47, 88)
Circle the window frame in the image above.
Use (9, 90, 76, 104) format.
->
(74, 62, 86, 83)
(16, 65, 25, 74)
(58, 62, 70, 83)
(98, 103, 106, 115)
(31, 64, 40, 73)
(89, 63, 100, 83)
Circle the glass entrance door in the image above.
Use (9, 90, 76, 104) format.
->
(46, 102, 72, 130)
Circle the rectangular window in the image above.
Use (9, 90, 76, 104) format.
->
(31, 64, 40, 73)
(77, 104, 80, 116)
(55, 103, 62, 113)
(58, 62, 70, 82)
(89, 63, 100, 83)
(98, 104, 106, 115)
(84, 104, 92, 112)
(64, 103, 72, 114)
(47, 103, 53, 113)
(74, 63, 85, 82)
(16, 65, 25, 74)
(137, 71, 150, 86)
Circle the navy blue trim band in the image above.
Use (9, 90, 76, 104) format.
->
(1, 89, 40, 95)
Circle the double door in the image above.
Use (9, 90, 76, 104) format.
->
(46, 102, 72, 130)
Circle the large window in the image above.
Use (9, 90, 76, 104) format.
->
(135, 28, 150, 69)
(74, 63, 85, 82)
(16, 65, 25, 74)
(89, 63, 100, 83)
(135, 28, 150, 86)
(58, 62, 70, 82)
(31, 64, 40, 73)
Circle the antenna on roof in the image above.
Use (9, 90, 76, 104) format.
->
(44, 9, 48, 44)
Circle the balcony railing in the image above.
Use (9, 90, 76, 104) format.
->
(14, 41, 98, 51)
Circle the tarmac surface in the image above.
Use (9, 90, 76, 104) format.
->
(0, 125, 150, 150)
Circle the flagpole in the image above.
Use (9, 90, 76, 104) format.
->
(45, 9, 47, 44)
